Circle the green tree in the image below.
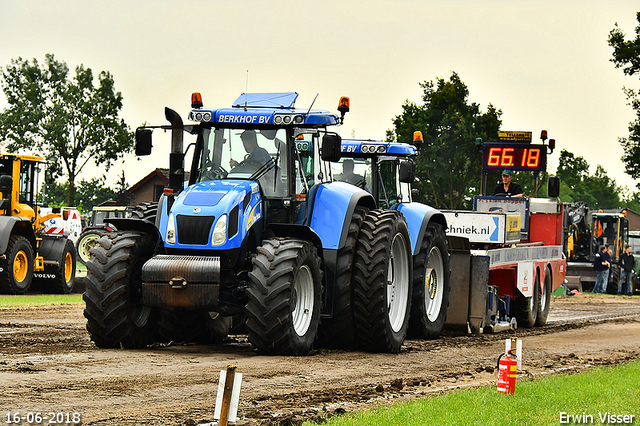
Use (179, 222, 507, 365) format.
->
(555, 149, 622, 209)
(609, 11, 640, 182)
(387, 72, 502, 209)
(0, 54, 134, 206)
(75, 177, 118, 212)
(41, 177, 117, 212)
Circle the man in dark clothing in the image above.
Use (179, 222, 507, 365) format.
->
(593, 245, 610, 293)
(229, 130, 272, 169)
(493, 170, 524, 197)
(618, 245, 635, 295)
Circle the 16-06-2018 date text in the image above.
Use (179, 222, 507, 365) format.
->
(5, 412, 81, 425)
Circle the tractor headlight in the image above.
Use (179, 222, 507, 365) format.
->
(166, 214, 176, 244)
(211, 214, 227, 246)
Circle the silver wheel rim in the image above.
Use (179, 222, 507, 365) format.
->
(292, 265, 314, 337)
(425, 246, 445, 322)
(541, 274, 549, 312)
(388, 233, 410, 333)
(78, 234, 100, 262)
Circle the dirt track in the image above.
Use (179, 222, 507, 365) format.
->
(1, 295, 640, 425)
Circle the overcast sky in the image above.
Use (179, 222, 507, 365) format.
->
(1, 1, 639, 192)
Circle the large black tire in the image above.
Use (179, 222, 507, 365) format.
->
(316, 206, 367, 349)
(352, 210, 412, 353)
(157, 310, 230, 344)
(245, 238, 323, 355)
(205, 312, 232, 344)
(158, 309, 208, 343)
(512, 271, 540, 328)
(0, 235, 35, 294)
(50, 238, 76, 294)
(535, 266, 552, 326)
(83, 231, 159, 348)
(77, 229, 107, 265)
(130, 202, 159, 226)
(408, 223, 450, 339)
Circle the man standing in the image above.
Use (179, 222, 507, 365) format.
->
(492, 170, 524, 197)
(593, 245, 610, 293)
(618, 245, 635, 295)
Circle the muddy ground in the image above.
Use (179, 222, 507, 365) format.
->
(1, 295, 640, 425)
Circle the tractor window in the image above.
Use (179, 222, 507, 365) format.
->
(197, 128, 288, 198)
(19, 161, 34, 206)
(630, 236, 640, 255)
(332, 158, 371, 191)
(294, 135, 315, 194)
(378, 160, 398, 209)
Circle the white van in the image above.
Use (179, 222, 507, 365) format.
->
(40, 207, 83, 245)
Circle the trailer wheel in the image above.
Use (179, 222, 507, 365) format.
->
(512, 272, 540, 328)
(51, 239, 76, 294)
(0, 235, 34, 294)
(352, 210, 412, 353)
(83, 231, 158, 348)
(535, 266, 552, 326)
(316, 206, 367, 349)
(246, 238, 323, 355)
(77, 230, 106, 265)
(408, 223, 450, 339)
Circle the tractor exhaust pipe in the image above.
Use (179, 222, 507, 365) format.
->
(165, 107, 185, 193)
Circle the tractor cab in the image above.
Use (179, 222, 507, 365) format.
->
(0, 154, 43, 220)
(331, 139, 416, 209)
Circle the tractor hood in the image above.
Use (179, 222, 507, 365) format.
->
(160, 179, 262, 250)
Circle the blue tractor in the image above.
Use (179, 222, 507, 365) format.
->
(83, 92, 419, 355)
(330, 136, 451, 340)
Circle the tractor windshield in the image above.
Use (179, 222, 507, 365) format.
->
(331, 157, 371, 191)
(195, 127, 288, 197)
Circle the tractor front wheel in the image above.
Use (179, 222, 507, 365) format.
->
(352, 210, 412, 353)
(246, 238, 323, 355)
(83, 231, 158, 348)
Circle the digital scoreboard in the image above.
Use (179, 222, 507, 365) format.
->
(482, 143, 547, 172)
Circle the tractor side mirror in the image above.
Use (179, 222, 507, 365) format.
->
(44, 169, 54, 185)
(547, 176, 560, 198)
(321, 133, 342, 162)
(399, 160, 416, 183)
(135, 128, 153, 156)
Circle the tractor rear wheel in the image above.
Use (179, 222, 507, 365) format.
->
(352, 210, 412, 353)
(77, 230, 106, 265)
(316, 206, 367, 349)
(408, 223, 450, 339)
(512, 272, 540, 328)
(130, 202, 159, 226)
(246, 238, 323, 355)
(0, 235, 34, 294)
(83, 231, 158, 348)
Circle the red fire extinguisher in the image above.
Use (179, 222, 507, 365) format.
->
(497, 349, 517, 395)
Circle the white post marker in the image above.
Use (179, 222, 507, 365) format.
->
(214, 365, 243, 425)
(505, 338, 523, 371)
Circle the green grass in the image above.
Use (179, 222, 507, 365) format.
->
(306, 359, 640, 426)
(0, 294, 83, 307)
